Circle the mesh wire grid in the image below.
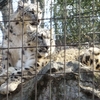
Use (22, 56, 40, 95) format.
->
(0, 0, 100, 100)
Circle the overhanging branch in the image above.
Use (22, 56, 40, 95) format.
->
(0, 22, 5, 33)
(0, 0, 9, 10)
(0, 0, 29, 10)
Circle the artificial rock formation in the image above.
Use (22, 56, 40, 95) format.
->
(0, 60, 100, 100)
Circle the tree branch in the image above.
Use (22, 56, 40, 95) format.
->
(0, 0, 9, 10)
(0, 22, 5, 33)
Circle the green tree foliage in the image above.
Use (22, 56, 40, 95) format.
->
(53, 0, 100, 45)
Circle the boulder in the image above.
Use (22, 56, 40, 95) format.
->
(0, 61, 100, 100)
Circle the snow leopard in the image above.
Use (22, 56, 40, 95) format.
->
(52, 46, 100, 71)
(79, 47, 100, 71)
(1, 0, 42, 79)
(0, 0, 55, 94)
(0, 26, 55, 94)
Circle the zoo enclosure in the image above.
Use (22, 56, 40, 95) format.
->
(0, 0, 100, 100)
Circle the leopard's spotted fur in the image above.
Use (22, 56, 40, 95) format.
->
(0, 1, 55, 94)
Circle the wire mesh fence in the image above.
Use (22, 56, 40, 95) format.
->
(0, 0, 100, 100)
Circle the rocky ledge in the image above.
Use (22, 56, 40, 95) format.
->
(0, 61, 100, 100)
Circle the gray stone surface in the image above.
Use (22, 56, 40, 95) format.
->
(0, 61, 100, 100)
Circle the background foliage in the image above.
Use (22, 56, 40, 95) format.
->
(0, 0, 100, 46)
(53, 0, 100, 46)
